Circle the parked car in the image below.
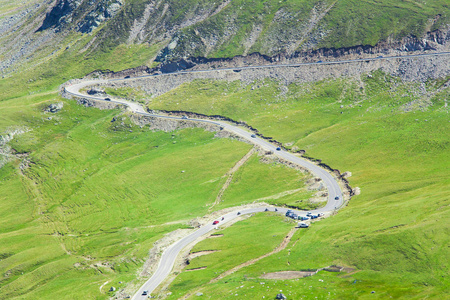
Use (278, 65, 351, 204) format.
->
(276, 147, 281, 151)
(142, 290, 148, 295)
(306, 212, 312, 216)
(310, 215, 318, 219)
(285, 209, 293, 216)
(265, 208, 269, 211)
(124, 75, 131, 79)
(251, 134, 257, 138)
(377, 55, 383, 58)
(213, 220, 219, 225)
(291, 213, 298, 219)
(317, 60, 323, 63)
(181, 115, 188, 119)
(335, 196, 340, 200)
(104, 97, 111, 101)
(318, 213, 324, 217)
(237, 212, 241, 215)
(298, 222, 309, 228)
(299, 216, 310, 221)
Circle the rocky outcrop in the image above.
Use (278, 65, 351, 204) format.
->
(44, 102, 64, 113)
(0, 127, 31, 169)
(37, 0, 123, 33)
(92, 52, 450, 101)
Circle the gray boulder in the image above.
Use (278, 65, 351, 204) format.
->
(46, 102, 63, 113)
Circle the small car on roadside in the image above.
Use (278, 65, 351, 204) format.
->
(298, 222, 309, 228)
(276, 147, 281, 151)
(213, 220, 219, 225)
(142, 290, 148, 296)
(335, 196, 340, 200)
(104, 97, 111, 101)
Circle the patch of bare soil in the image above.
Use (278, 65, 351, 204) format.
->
(188, 250, 219, 260)
(260, 270, 317, 279)
(207, 234, 223, 238)
(185, 266, 207, 272)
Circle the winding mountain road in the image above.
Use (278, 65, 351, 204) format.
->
(63, 52, 449, 298)
(65, 79, 343, 299)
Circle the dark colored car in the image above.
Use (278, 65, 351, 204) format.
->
(213, 220, 219, 225)
(104, 97, 111, 101)
(124, 75, 131, 79)
(335, 196, 340, 200)
(311, 215, 318, 219)
(306, 212, 312, 216)
(265, 208, 269, 211)
(142, 290, 148, 295)
(237, 212, 241, 215)
(276, 147, 281, 151)
(317, 60, 323, 63)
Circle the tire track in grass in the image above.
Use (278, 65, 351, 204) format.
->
(181, 226, 299, 299)
(208, 226, 298, 284)
(209, 147, 256, 210)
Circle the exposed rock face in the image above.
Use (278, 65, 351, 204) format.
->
(45, 102, 64, 113)
(91, 53, 449, 100)
(37, 0, 123, 33)
(0, 128, 31, 169)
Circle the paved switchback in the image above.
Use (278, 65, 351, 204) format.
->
(65, 79, 343, 299)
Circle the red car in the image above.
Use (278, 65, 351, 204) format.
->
(213, 220, 219, 225)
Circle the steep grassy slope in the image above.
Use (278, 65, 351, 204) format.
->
(0, 93, 308, 299)
(147, 72, 450, 297)
(1, 0, 449, 78)
(94, 0, 450, 60)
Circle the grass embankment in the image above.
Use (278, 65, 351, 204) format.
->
(0, 91, 307, 299)
(148, 72, 450, 297)
(171, 0, 449, 58)
(164, 213, 295, 299)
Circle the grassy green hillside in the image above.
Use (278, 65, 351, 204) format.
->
(0, 92, 308, 299)
(1, 1, 449, 299)
(95, 0, 449, 59)
(147, 72, 450, 298)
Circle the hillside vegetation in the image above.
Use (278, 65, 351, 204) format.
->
(0, 1, 449, 299)
(1, 0, 449, 77)
(147, 72, 450, 298)
(0, 93, 309, 299)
